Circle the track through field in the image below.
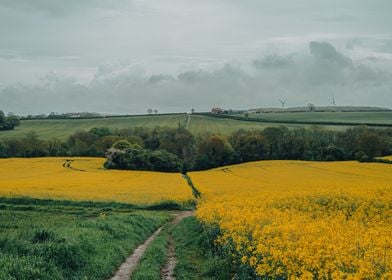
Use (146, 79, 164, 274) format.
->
(109, 211, 194, 280)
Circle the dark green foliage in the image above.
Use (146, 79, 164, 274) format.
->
(230, 129, 268, 161)
(89, 127, 112, 137)
(194, 135, 241, 170)
(0, 197, 187, 211)
(0, 111, 20, 131)
(32, 229, 57, 243)
(0, 124, 391, 170)
(106, 146, 183, 172)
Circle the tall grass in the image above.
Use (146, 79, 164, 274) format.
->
(0, 207, 169, 280)
(131, 227, 170, 280)
(172, 217, 231, 280)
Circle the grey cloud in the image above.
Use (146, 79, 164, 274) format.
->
(0, 0, 127, 15)
(309, 42, 352, 67)
(253, 55, 293, 69)
(0, 1, 391, 114)
(1, 41, 391, 115)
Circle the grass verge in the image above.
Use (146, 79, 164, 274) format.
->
(131, 227, 170, 280)
(0, 196, 194, 212)
(0, 207, 169, 280)
(172, 217, 231, 280)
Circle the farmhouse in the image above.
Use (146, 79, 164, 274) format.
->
(211, 107, 224, 114)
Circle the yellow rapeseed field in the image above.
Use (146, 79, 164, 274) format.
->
(379, 155, 392, 160)
(191, 161, 392, 279)
(0, 157, 193, 205)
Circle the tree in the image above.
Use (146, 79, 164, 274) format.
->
(195, 135, 240, 169)
(358, 132, 383, 158)
(112, 140, 133, 150)
(261, 126, 289, 159)
(105, 146, 182, 172)
(154, 109, 158, 114)
(230, 131, 267, 161)
(89, 127, 112, 137)
(67, 131, 98, 156)
(147, 108, 153, 115)
(0, 110, 20, 130)
(47, 138, 65, 156)
(149, 150, 183, 172)
(21, 131, 48, 157)
(0, 111, 6, 124)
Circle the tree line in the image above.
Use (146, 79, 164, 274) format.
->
(0, 111, 20, 131)
(0, 125, 391, 172)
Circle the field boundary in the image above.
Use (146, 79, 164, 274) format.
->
(0, 197, 185, 211)
(182, 174, 201, 199)
(20, 112, 187, 121)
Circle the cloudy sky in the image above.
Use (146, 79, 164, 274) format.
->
(0, 0, 391, 115)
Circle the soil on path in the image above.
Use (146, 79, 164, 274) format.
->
(161, 211, 194, 280)
(109, 211, 194, 280)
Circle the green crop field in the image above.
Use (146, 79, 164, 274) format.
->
(0, 114, 289, 140)
(238, 111, 392, 125)
(187, 114, 344, 135)
(0, 114, 187, 140)
(1, 111, 389, 140)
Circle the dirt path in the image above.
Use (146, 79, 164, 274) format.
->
(109, 211, 193, 280)
(161, 211, 194, 280)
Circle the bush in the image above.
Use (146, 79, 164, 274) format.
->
(106, 147, 183, 172)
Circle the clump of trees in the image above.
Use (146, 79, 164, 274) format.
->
(0, 125, 391, 172)
(105, 142, 183, 172)
(0, 111, 20, 131)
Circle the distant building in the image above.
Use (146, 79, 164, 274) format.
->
(211, 107, 224, 114)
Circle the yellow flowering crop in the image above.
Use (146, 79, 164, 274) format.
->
(379, 155, 392, 160)
(191, 161, 392, 279)
(0, 157, 193, 205)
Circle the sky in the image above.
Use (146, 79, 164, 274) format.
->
(0, 0, 391, 115)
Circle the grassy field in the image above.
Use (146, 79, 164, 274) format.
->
(0, 157, 193, 206)
(0, 114, 187, 140)
(0, 112, 374, 140)
(0, 206, 169, 280)
(187, 114, 332, 135)
(238, 111, 392, 125)
(0, 111, 390, 141)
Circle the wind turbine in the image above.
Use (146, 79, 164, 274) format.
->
(330, 96, 336, 106)
(279, 98, 287, 108)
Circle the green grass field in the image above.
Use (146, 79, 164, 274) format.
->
(0, 201, 169, 280)
(188, 114, 347, 135)
(238, 111, 392, 125)
(0, 114, 186, 140)
(1, 111, 389, 140)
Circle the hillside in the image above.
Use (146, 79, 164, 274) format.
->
(1, 111, 391, 140)
(237, 111, 392, 125)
